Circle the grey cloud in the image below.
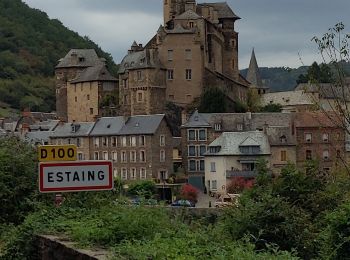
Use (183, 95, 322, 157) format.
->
(23, 0, 350, 68)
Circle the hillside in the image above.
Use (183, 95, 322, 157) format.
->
(240, 66, 309, 92)
(0, 0, 118, 116)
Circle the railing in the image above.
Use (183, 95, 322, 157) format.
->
(226, 170, 257, 178)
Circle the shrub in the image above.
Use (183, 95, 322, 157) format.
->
(180, 184, 199, 202)
(227, 177, 254, 194)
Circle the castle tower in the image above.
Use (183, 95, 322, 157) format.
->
(164, 0, 196, 25)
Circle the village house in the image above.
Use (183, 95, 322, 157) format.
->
(88, 114, 173, 182)
(294, 111, 346, 172)
(55, 49, 118, 122)
(181, 110, 295, 190)
(205, 131, 271, 194)
(49, 122, 95, 161)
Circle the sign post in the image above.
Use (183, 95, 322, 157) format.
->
(38, 145, 77, 162)
(39, 161, 113, 193)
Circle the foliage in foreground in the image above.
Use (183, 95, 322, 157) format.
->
(0, 200, 297, 260)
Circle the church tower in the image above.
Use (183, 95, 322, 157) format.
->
(246, 49, 269, 95)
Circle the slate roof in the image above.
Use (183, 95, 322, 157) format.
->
(119, 49, 165, 74)
(70, 65, 117, 83)
(56, 49, 104, 68)
(265, 126, 296, 146)
(182, 111, 293, 130)
(25, 131, 55, 145)
(246, 49, 266, 89)
(166, 24, 196, 34)
(118, 114, 165, 135)
(261, 90, 314, 107)
(89, 117, 125, 136)
(175, 9, 201, 20)
(207, 131, 270, 156)
(51, 122, 95, 138)
(295, 82, 350, 101)
(198, 2, 240, 20)
(294, 111, 342, 128)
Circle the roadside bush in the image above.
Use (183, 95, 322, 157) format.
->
(127, 180, 157, 199)
(180, 184, 199, 202)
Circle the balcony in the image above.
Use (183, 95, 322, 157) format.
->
(226, 170, 257, 178)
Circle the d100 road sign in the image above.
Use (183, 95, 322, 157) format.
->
(39, 161, 113, 193)
(38, 145, 77, 162)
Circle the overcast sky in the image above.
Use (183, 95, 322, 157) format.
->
(23, 0, 350, 69)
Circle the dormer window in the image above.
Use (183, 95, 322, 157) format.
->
(214, 123, 221, 131)
(79, 57, 85, 62)
(189, 22, 194, 28)
(280, 135, 287, 143)
(240, 146, 260, 154)
(71, 124, 80, 133)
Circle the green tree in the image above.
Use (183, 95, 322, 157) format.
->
(198, 87, 227, 113)
(0, 137, 38, 225)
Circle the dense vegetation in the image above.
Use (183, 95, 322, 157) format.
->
(2, 138, 350, 259)
(0, 0, 117, 115)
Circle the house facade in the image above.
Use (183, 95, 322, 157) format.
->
(294, 111, 346, 172)
(205, 131, 271, 194)
(88, 115, 173, 182)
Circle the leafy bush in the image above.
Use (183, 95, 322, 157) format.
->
(180, 184, 199, 202)
(227, 177, 254, 194)
(127, 180, 157, 199)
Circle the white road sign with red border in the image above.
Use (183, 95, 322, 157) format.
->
(39, 161, 113, 193)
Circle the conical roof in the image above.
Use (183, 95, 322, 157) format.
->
(246, 49, 264, 89)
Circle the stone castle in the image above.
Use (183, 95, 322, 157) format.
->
(55, 0, 251, 122)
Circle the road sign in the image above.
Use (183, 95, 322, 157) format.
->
(38, 145, 77, 162)
(39, 161, 113, 193)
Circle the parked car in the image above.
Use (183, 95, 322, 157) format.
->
(214, 194, 239, 208)
(171, 199, 195, 207)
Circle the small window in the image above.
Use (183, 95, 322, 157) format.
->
(137, 71, 142, 81)
(160, 135, 165, 146)
(90, 108, 94, 115)
(188, 146, 196, 157)
(75, 97, 77, 102)
(94, 137, 100, 147)
(113, 168, 118, 178)
(189, 22, 194, 28)
(188, 130, 196, 141)
(122, 136, 127, 147)
(112, 152, 118, 161)
(121, 168, 128, 180)
(94, 152, 99, 160)
(78, 153, 83, 161)
(139, 136, 146, 146)
(111, 137, 117, 147)
(305, 133, 312, 143)
(121, 151, 127, 162)
(140, 168, 147, 179)
(189, 160, 196, 171)
(168, 50, 173, 61)
(199, 160, 205, 171)
(198, 129, 206, 141)
(210, 162, 216, 172)
(214, 123, 222, 131)
(76, 138, 81, 148)
(323, 150, 329, 160)
(323, 133, 329, 142)
(185, 69, 192, 80)
(140, 150, 146, 162)
(87, 94, 90, 100)
(306, 150, 312, 160)
(199, 145, 206, 156)
(237, 123, 243, 131)
(211, 180, 217, 190)
(281, 151, 287, 161)
(103, 152, 108, 160)
(130, 151, 136, 162)
(160, 150, 166, 162)
(185, 49, 192, 60)
(167, 69, 174, 80)
(130, 136, 136, 147)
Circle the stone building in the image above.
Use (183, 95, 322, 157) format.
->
(49, 122, 95, 161)
(67, 65, 118, 122)
(55, 49, 117, 122)
(119, 0, 249, 116)
(181, 110, 295, 190)
(88, 114, 173, 182)
(205, 131, 271, 194)
(294, 111, 345, 172)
